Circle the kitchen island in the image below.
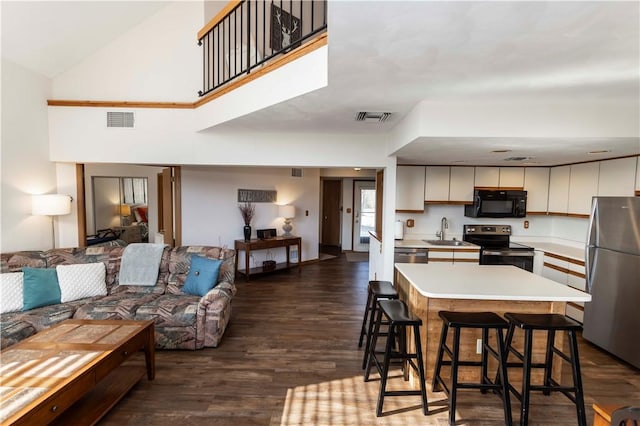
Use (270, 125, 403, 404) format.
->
(394, 263, 591, 383)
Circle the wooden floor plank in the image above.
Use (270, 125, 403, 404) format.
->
(99, 255, 640, 425)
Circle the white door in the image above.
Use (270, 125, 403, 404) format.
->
(353, 181, 376, 252)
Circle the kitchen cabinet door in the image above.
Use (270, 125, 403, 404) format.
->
(424, 166, 450, 202)
(598, 157, 636, 196)
(499, 167, 524, 188)
(568, 162, 599, 215)
(548, 165, 570, 214)
(474, 167, 499, 188)
(449, 167, 475, 202)
(523, 168, 550, 214)
(452, 249, 480, 263)
(428, 249, 454, 263)
(396, 166, 426, 211)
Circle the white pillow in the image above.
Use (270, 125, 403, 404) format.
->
(56, 263, 107, 303)
(0, 272, 24, 313)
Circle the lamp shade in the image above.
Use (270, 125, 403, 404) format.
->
(278, 205, 295, 219)
(120, 204, 132, 216)
(32, 194, 71, 216)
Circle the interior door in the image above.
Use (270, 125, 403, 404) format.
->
(321, 179, 341, 247)
(159, 166, 181, 246)
(353, 180, 376, 252)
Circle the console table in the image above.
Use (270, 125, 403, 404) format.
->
(234, 237, 302, 281)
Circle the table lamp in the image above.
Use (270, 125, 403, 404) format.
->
(278, 205, 295, 237)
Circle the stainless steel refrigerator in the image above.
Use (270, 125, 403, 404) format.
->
(583, 196, 640, 369)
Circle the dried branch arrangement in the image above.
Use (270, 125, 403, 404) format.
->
(238, 202, 256, 226)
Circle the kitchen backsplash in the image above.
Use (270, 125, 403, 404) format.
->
(396, 204, 588, 244)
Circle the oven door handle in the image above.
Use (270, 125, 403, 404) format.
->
(483, 250, 535, 257)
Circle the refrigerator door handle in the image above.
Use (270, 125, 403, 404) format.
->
(587, 197, 598, 247)
(585, 246, 595, 293)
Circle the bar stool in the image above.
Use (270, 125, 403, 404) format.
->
(358, 280, 398, 369)
(432, 311, 512, 426)
(502, 312, 586, 426)
(364, 299, 428, 417)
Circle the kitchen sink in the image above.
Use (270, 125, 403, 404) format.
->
(423, 239, 471, 246)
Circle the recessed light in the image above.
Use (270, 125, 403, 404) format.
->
(354, 168, 362, 171)
(587, 150, 611, 154)
(491, 150, 511, 153)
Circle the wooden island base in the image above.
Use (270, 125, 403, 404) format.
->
(395, 271, 567, 385)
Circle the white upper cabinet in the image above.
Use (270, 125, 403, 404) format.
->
(396, 165, 426, 211)
(449, 167, 475, 202)
(568, 162, 600, 215)
(499, 168, 525, 188)
(424, 166, 450, 202)
(523, 168, 550, 213)
(548, 165, 571, 214)
(598, 157, 637, 196)
(474, 167, 500, 187)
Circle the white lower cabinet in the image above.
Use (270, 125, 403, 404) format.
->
(540, 252, 586, 323)
(427, 249, 480, 264)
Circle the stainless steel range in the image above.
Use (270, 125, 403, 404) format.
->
(463, 225, 534, 272)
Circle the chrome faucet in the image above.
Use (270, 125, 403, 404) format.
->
(436, 217, 449, 241)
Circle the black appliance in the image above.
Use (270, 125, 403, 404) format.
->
(464, 189, 527, 218)
(463, 224, 534, 272)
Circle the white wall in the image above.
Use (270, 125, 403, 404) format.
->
(52, 2, 202, 102)
(1, 60, 57, 251)
(181, 166, 320, 266)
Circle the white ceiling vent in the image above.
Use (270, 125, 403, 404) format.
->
(356, 111, 391, 123)
(107, 111, 135, 128)
(291, 168, 303, 178)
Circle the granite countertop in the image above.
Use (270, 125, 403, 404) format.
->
(395, 263, 591, 302)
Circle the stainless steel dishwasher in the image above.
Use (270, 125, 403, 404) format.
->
(394, 247, 428, 263)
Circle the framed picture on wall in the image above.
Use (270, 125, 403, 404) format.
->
(270, 3, 301, 51)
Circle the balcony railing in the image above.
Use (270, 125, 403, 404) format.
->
(198, 0, 327, 97)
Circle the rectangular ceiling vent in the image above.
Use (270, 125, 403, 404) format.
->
(504, 156, 533, 161)
(107, 111, 135, 128)
(356, 111, 391, 123)
(291, 168, 303, 178)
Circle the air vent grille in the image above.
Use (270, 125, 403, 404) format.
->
(504, 156, 533, 161)
(107, 112, 135, 128)
(356, 111, 391, 123)
(291, 168, 303, 178)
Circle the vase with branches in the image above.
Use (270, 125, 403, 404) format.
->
(238, 202, 255, 241)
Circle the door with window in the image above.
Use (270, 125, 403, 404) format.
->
(353, 180, 376, 252)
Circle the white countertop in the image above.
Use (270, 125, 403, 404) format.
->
(395, 239, 480, 249)
(395, 263, 591, 302)
(520, 241, 585, 262)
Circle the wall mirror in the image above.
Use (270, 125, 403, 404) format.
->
(88, 176, 149, 244)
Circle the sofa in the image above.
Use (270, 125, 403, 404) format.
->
(0, 245, 236, 350)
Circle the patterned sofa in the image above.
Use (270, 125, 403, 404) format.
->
(0, 245, 236, 350)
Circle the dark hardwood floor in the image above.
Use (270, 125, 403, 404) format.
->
(100, 255, 640, 425)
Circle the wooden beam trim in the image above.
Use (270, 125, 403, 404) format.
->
(526, 211, 548, 216)
(396, 209, 425, 213)
(197, 0, 243, 40)
(567, 301, 585, 311)
(47, 100, 194, 109)
(474, 186, 525, 191)
(543, 262, 585, 278)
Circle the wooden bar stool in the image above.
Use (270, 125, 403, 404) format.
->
(358, 280, 398, 369)
(432, 311, 512, 426)
(502, 312, 586, 426)
(364, 299, 428, 417)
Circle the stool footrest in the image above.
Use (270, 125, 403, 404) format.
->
(384, 390, 424, 397)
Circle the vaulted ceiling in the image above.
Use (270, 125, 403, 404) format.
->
(2, 1, 638, 166)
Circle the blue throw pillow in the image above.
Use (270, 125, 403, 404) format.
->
(182, 256, 222, 297)
(22, 268, 61, 311)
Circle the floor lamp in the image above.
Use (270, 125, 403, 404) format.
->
(32, 194, 72, 249)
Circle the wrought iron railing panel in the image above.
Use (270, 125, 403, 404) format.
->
(198, 0, 327, 97)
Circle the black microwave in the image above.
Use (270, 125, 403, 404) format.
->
(464, 189, 527, 218)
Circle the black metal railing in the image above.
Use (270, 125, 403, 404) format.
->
(198, 0, 327, 97)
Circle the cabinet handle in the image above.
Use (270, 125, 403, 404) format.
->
(51, 405, 58, 412)
(123, 351, 129, 356)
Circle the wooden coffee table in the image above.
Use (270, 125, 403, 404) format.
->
(0, 319, 155, 425)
